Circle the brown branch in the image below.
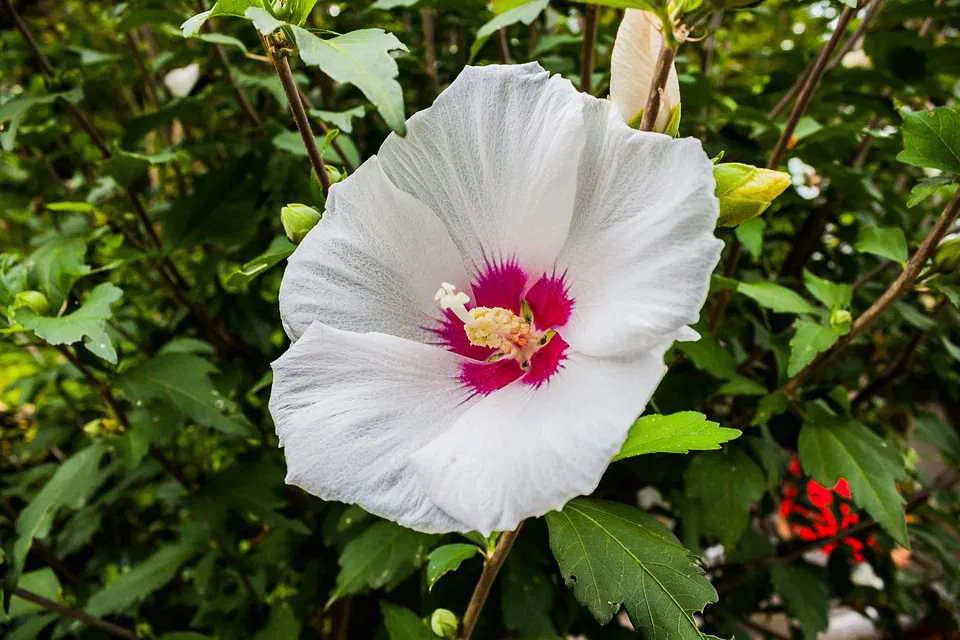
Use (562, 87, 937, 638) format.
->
(852, 260, 893, 294)
(497, 28, 512, 64)
(767, 4, 858, 168)
(639, 29, 681, 132)
(295, 86, 356, 173)
(420, 6, 440, 98)
(268, 39, 331, 192)
(825, 0, 883, 73)
(580, 5, 599, 93)
(458, 524, 523, 640)
(779, 189, 960, 397)
(0, 582, 137, 639)
(198, 0, 262, 127)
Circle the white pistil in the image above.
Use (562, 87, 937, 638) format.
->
(434, 282, 473, 323)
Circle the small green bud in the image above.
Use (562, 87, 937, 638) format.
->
(281, 203, 322, 244)
(933, 235, 960, 273)
(714, 163, 792, 227)
(430, 609, 458, 639)
(14, 290, 50, 315)
(830, 309, 852, 334)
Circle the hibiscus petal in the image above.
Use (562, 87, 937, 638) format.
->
(610, 10, 680, 130)
(279, 157, 469, 342)
(410, 345, 670, 534)
(557, 98, 722, 357)
(270, 321, 476, 533)
(377, 63, 585, 275)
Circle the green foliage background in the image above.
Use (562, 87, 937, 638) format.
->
(1, 0, 959, 638)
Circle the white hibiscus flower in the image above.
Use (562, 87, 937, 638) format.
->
(269, 63, 721, 535)
(610, 10, 680, 131)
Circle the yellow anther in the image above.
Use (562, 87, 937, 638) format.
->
(465, 306, 534, 352)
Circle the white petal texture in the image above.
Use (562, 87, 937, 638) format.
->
(271, 62, 721, 534)
(410, 345, 671, 535)
(279, 158, 469, 342)
(270, 322, 473, 533)
(377, 63, 585, 274)
(163, 63, 200, 98)
(610, 10, 680, 131)
(557, 99, 721, 357)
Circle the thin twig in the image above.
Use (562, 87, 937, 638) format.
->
(458, 524, 523, 640)
(497, 28, 512, 64)
(580, 5, 599, 93)
(639, 28, 682, 132)
(296, 86, 356, 173)
(198, 0, 262, 126)
(268, 38, 331, 191)
(767, 4, 858, 168)
(825, 0, 884, 73)
(0, 582, 138, 639)
(918, 0, 943, 38)
(779, 189, 960, 397)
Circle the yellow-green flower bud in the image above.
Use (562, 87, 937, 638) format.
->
(430, 608, 458, 639)
(830, 309, 852, 334)
(714, 163, 792, 227)
(281, 203, 322, 244)
(14, 290, 50, 315)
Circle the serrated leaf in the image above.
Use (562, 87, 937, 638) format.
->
(25, 235, 91, 307)
(470, 0, 549, 62)
(501, 559, 555, 635)
(676, 334, 737, 379)
(86, 544, 200, 616)
(425, 543, 481, 590)
(684, 449, 765, 548)
(291, 26, 408, 135)
(12, 445, 108, 578)
(771, 563, 829, 639)
(545, 498, 718, 638)
(0, 88, 83, 152)
(330, 521, 436, 603)
(613, 412, 741, 461)
(897, 107, 960, 174)
(16, 283, 122, 363)
(788, 318, 839, 377)
(798, 417, 908, 546)
(117, 353, 254, 437)
(380, 602, 435, 640)
(856, 225, 908, 263)
(736, 281, 817, 314)
(802, 270, 852, 310)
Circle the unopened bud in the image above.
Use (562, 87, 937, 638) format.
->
(933, 235, 960, 273)
(714, 163, 791, 227)
(14, 290, 50, 315)
(430, 609, 458, 639)
(830, 309, 852, 334)
(281, 203, 322, 244)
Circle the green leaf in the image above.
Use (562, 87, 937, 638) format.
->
(579, 0, 656, 9)
(714, 163, 791, 227)
(330, 521, 436, 603)
(0, 88, 83, 152)
(751, 393, 789, 427)
(802, 270, 852, 310)
(309, 106, 366, 134)
(25, 235, 91, 307)
(897, 107, 960, 173)
(545, 498, 718, 637)
(675, 334, 737, 379)
(907, 176, 955, 208)
(181, 11, 212, 37)
(798, 417, 908, 545)
(380, 602, 435, 640)
(117, 353, 254, 437)
(86, 544, 199, 616)
(914, 411, 960, 463)
(470, 0, 549, 62)
(106, 149, 178, 188)
(245, 7, 285, 34)
(13, 445, 108, 578)
(717, 375, 767, 396)
(735, 217, 766, 260)
(736, 281, 817, 314)
(16, 283, 122, 363)
(613, 413, 742, 461)
(291, 26, 408, 135)
(0, 569, 63, 622)
(684, 449, 765, 548)
(501, 560, 555, 635)
(856, 225, 908, 263)
(283, 0, 318, 24)
(371, 0, 421, 8)
(211, 0, 265, 17)
(223, 236, 294, 292)
(771, 563, 829, 639)
(425, 543, 481, 590)
(787, 318, 840, 377)
(254, 604, 301, 640)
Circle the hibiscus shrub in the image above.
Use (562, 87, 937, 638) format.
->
(1, 0, 959, 639)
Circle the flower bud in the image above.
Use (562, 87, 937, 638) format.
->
(430, 609, 458, 639)
(933, 235, 960, 273)
(610, 10, 680, 132)
(714, 163, 791, 227)
(13, 290, 50, 315)
(281, 203, 322, 244)
(830, 309, 852, 334)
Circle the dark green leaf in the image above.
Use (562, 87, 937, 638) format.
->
(86, 544, 200, 616)
(676, 334, 737, 379)
(771, 563, 829, 639)
(684, 449, 765, 548)
(254, 604, 301, 640)
(25, 235, 91, 308)
(0, 88, 83, 152)
(802, 270, 852, 309)
(470, 0, 549, 62)
(897, 107, 960, 173)
(856, 225, 908, 263)
(16, 283, 122, 363)
(787, 318, 839, 377)
(736, 281, 817, 314)
(425, 543, 481, 590)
